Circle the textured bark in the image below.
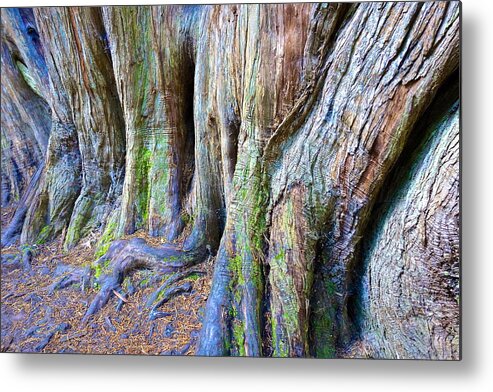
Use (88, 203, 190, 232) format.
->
(0, 8, 50, 209)
(1, 2, 460, 359)
(101, 6, 197, 240)
(0, 8, 51, 245)
(352, 82, 460, 360)
(199, 1, 460, 357)
(199, 2, 349, 357)
(24, 7, 126, 249)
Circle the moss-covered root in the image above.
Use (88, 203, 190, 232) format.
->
(197, 238, 264, 357)
(309, 269, 338, 358)
(145, 269, 205, 315)
(82, 237, 206, 321)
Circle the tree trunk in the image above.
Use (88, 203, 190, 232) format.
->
(0, 8, 51, 245)
(0, 2, 460, 359)
(352, 80, 460, 360)
(22, 7, 126, 249)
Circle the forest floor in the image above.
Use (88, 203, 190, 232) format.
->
(0, 206, 212, 355)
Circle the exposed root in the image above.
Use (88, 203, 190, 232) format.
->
(148, 282, 193, 320)
(161, 341, 193, 356)
(104, 316, 117, 333)
(145, 269, 205, 309)
(34, 322, 70, 352)
(149, 311, 173, 321)
(99, 237, 206, 271)
(1, 233, 212, 354)
(49, 265, 91, 293)
(1, 247, 34, 273)
(48, 236, 208, 323)
(1, 163, 44, 247)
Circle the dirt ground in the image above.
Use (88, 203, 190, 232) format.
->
(1, 210, 212, 355)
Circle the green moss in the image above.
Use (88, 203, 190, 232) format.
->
(229, 306, 238, 318)
(229, 255, 245, 286)
(225, 147, 270, 355)
(274, 248, 285, 263)
(271, 318, 289, 357)
(92, 258, 111, 281)
(325, 281, 337, 296)
(282, 309, 299, 332)
(20, 244, 36, 254)
(186, 272, 201, 281)
(228, 255, 244, 308)
(139, 277, 150, 288)
(16, 61, 41, 96)
(181, 211, 194, 226)
(122, 276, 132, 291)
(64, 198, 94, 250)
(148, 136, 170, 220)
(232, 320, 246, 356)
(93, 264, 103, 280)
(157, 289, 166, 301)
(311, 310, 336, 358)
(94, 215, 118, 259)
(36, 225, 53, 245)
(65, 214, 84, 247)
(165, 255, 179, 263)
(310, 277, 337, 358)
(95, 243, 110, 260)
(247, 176, 269, 254)
(135, 146, 152, 227)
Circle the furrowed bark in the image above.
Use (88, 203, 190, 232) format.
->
(20, 8, 83, 245)
(0, 8, 51, 244)
(352, 83, 460, 360)
(1, 8, 50, 100)
(20, 121, 82, 245)
(1, 163, 44, 245)
(99, 6, 225, 256)
(267, 1, 459, 357)
(102, 6, 197, 240)
(199, 1, 460, 357)
(198, 3, 347, 356)
(28, 7, 126, 250)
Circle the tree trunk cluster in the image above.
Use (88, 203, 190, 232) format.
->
(1, 2, 460, 359)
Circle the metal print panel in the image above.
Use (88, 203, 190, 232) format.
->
(0, 1, 461, 359)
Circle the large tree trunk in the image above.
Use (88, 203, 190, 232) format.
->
(0, 2, 460, 359)
(6, 8, 126, 250)
(352, 80, 460, 360)
(0, 8, 51, 245)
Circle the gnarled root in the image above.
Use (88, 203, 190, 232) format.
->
(50, 236, 208, 322)
(1, 248, 33, 273)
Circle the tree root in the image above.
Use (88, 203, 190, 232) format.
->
(148, 282, 193, 320)
(49, 236, 207, 323)
(1, 163, 44, 247)
(161, 341, 192, 356)
(104, 316, 117, 333)
(48, 266, 91, 293)
(1, 246, 35, 273)
(1, 253, 24, 273)
(33, 322, 70, 352)
(145, 269, 204, 309)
